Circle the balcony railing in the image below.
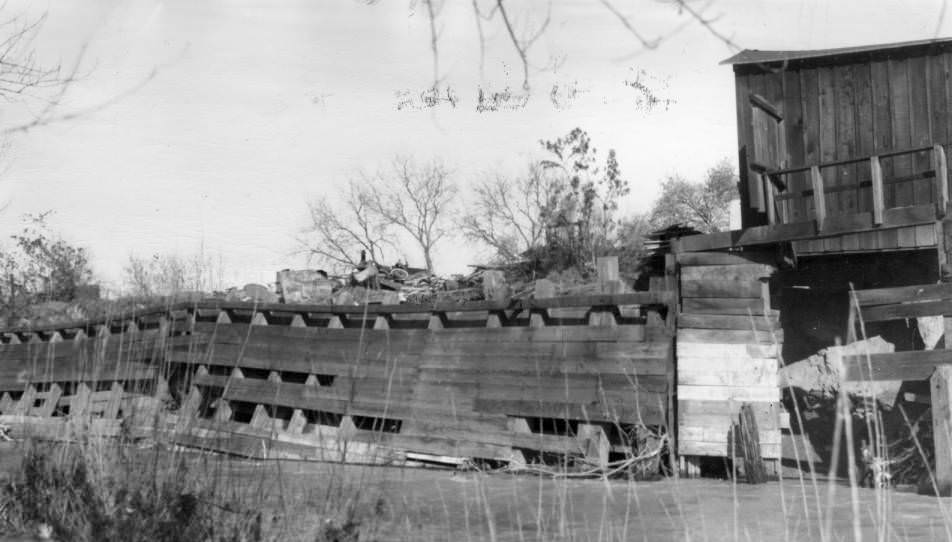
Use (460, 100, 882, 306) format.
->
(761, 144, 949, 230)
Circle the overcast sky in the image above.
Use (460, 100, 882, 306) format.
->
(0, 0, 948, 292)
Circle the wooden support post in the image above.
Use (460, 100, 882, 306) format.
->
(578, 423, 609, 469)
(251, 312, 269, 326)
(737, 403, 768, 484)
(327, 315, 344, 329)
(763, 173, 776, 225)
(935, 144, 949, 218)
(0, 392, 13, 414)
(287, 409, 307, 434)
(35, 384, 62, 417)
(486, 311, 504, 328)
(339, 415, 358, 438)
(71, 384, 91, 418)
(213, 399, 233, 422)
(103, 382, 124, 420)
(290, 314, 307, 328)
(871, 155, 885, 225)
(811, 165, 826, 230)
(48, 331, 63, 343)
(305, 374, 321, 387)
(373, 315, 390, 330)
(250, 404, 271, 429)
(216, 311, 232, 324)
(531, 279, 554, 328)
(427, 313, 445, 330)
(12, 386, 36, 416)
(931, 365, 952, 496)
(267, 371, 282, 383)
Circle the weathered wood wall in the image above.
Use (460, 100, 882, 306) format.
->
(736, 43, 952, 228)
(675, 251, 782, 472)
(0, 293, 675, 467)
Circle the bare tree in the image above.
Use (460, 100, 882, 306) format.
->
(459, 163, 551, 263)
(370, 1, 741, 91)
(364, 157, 456, 274)
(301, 180, 393, 272)
(123, 252, 225, 298)
(649, 158, 738, 233)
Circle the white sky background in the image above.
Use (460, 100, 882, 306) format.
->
(0, 0, 947, 292)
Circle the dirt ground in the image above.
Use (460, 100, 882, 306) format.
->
(3, 442, 952, 541)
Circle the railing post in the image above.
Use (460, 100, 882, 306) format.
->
(763, 173, 776, 225)
(870, 155, 884, 226)
(934, 144, 949, 217)
(810, 166, 826, 230)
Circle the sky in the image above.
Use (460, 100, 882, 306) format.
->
(0, 0, 948, 293)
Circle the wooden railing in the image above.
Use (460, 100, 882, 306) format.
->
(761, 144, 949, 230)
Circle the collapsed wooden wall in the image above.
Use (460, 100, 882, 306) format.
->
(675, 251, 783, 473)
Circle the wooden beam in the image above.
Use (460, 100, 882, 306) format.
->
(863, 299, 952, 321)
(811, 166, 827, 230)
(932, 365, 952, 496)
(935, 144, 949, 218)
(843, 349, 952, 381)
(853, 282, 952, 306)
(871, 155, 885, 225)
(763, 173, 776, 225)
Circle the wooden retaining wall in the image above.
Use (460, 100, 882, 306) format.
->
(0, 291, 675, 468)
(675, 251, 783, 474)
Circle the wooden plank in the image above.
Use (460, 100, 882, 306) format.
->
(844, 349, 952, 382)
(677, 341, 779, 359)
(783, 68, 807, 221)
(677, 385, 779, 402)
(801, 67, 821, 220)
(853, 282, 952, 306)
(932, 365, 952, 495)
(472, 397, 666, 425)
(676, 252, 776, 266)
(834, 64, 858, 214)
(677, 313, 778, 331)
(677, 221, 817, 252)
(863, 299, 952, 321)
(681, 298, 779, 316)
(910, 55, 933, 206)
(817, 67, 838, 214)
(890, 58, 913, 207)
(679, 265, 774, 282)
(678, 425, 780, 446)
(738, 403, 768, 483)
(678, 399, 779, 420)
(882, 204, 937, 229)
(855, 62, 875, 213)
(871, 60, 894, 206)
(680, 279, 764, 299)
(811, 164, 827, 230)
(677, 328, 779, 345)
(677, 358, 777, 387)
(936, 144, 949, 216)
(871, 156, 885, 224)
(678, 440, 781, 459)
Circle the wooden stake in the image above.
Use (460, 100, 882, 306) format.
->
(932, 365, 952, 495)
(738, 403, 768, 484)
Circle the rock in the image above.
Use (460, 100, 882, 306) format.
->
(780, 336, 901, 407)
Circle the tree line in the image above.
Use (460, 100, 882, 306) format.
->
(302, 126, 738, 278)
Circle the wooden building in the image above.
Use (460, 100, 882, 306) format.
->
(674, 38, 952, 472)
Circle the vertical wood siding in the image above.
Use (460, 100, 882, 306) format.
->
(736, 49, 952, 228)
